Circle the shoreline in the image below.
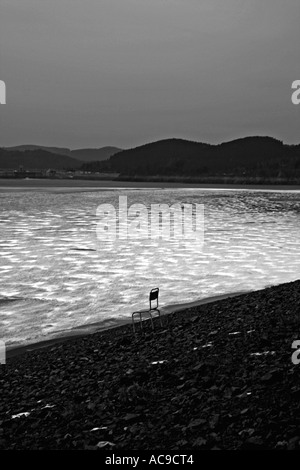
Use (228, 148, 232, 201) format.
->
(1, 178, 300, 191)
(6, 290, 250, 359)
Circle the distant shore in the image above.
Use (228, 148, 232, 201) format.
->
(1, 279, 300, 450)
(1, 178, 300, 191)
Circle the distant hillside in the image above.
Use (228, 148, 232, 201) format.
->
(71, 146, 122, 162)
(83, 136, 300, 179)
(0, 148, 81, 170)
(4, 145, 122, 162)
(5, 145, 72, 156)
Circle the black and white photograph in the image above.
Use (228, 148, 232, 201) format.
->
(1, 0, 300, 455)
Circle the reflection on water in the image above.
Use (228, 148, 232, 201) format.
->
(1, 188, 300, 346)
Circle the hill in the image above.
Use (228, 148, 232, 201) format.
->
(0, 148, 81, 170)
(4, 145, 122, 162)
(71, 146, 122, 162)
(83, 136, 300, 179)
(5, 145, 72, 156)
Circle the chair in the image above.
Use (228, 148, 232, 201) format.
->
(132, 288, 162, 333)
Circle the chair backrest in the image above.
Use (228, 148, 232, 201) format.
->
(149, 288, 159, 309)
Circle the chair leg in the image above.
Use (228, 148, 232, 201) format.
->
(132, 312, 143, 334)
(139, 312, 143, 331)
(148, 310, 154, 330)
(157, 309, 162, 327)
(132, 313, 137, 334)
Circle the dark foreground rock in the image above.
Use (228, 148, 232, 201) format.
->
(1, 280, 300, 450)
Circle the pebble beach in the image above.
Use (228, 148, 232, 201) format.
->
(1, 280, 300, 450)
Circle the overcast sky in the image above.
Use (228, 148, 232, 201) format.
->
(1, 0, 299, 149)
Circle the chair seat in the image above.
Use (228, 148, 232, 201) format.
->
(133, 307, 160, 315)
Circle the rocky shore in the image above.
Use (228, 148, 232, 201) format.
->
(1, 280, 300, 450)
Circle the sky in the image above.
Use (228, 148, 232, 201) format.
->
(0, 0, 299, 149)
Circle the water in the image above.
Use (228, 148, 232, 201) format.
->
(1, 187, 300, 346)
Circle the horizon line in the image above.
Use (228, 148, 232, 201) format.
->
(1, 133, 300, 151)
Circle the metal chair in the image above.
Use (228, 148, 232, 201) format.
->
(132, 288, 162, 333)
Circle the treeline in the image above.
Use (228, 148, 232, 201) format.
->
(81, 136, 300, 180)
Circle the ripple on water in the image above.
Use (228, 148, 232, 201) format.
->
(1, 189, 300, 345)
